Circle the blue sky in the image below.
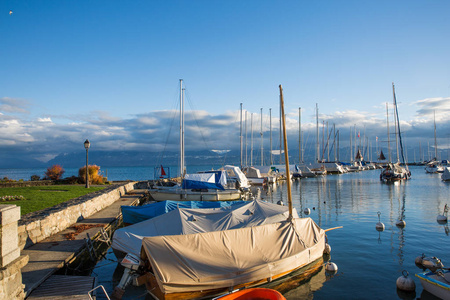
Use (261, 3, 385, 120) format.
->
(1, 0, 449, 164)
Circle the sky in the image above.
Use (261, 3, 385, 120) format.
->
(1, 0, 449, 165)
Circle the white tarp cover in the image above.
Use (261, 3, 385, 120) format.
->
(224, 165, 249, 188)
(112, 200, 298, 257)
(246, 166, 262, 178)
(141, 217, 325, 294)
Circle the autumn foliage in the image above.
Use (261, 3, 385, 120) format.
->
(45, 165, 65, 180)
(78, 165, 106, 185)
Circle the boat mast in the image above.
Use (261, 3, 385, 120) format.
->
(392, 83, 400, 163)
(386, 102, 392, 163)
(280, 99, 282, 164)
(299, 107, 302, 163)
(245, 111, 248, 167)
(316, 103, 319, 163)
(179, 79, 185, 178)
(270, 108, 273, 165)
(350, 126, 353, 162)
(260, 108, 264, 166)
(240, 103, 243, 169)
(392, 82, 408, 168)
(434, 110, 438, 160)
(279, 85, 293, 219)
(251, 113, 254, 166)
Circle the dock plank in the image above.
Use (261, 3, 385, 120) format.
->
(26, 275, 96, 299)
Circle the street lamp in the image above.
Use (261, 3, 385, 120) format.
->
(84, 139, 90, 188)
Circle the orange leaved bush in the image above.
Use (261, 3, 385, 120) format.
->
(45, 165, 65, 180)
(78, 165, 106, 185)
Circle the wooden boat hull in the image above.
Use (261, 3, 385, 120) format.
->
(416, 270, 450, 300)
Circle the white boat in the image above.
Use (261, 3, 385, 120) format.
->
(243, 166, 266, 185)
(425, 161, 445, 173)
(415, 270, 450, 299)
(322, 162, 345, 174)
(380, 83, 411, 182)
(442, 167, 450, 181)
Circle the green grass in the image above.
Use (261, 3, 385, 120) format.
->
(0, 185, 107, 215)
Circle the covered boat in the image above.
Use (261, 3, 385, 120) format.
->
(149, 170, 244, 201)
(243, 166, 266, 185)
(140, 217, 325, 299)
(112, 200, 297, 258)
(380, 163, 410, 181)
(121, 200, 247, 225)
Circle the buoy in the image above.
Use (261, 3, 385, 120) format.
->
(396, 270, 415, 292)
(324, 243, 331, 254)
(396, 219, 406, 227)
(276, 200, 284, 206)
(415, 253, 425, 267)
(376, 211, 385, 231)
(325, 262, 338, 273)
(304, 208, 311, 215)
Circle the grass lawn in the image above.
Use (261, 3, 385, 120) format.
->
(0, 185, 107, 215)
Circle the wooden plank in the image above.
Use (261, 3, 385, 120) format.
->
(27, 275, 96, 299)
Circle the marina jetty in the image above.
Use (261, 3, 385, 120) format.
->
(0, 181, 151, 299)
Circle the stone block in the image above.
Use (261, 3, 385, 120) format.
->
(0, 248, 20, 268)
(0, 205, 20, 226)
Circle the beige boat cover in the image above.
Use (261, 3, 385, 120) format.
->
(141, 217, 325, 294)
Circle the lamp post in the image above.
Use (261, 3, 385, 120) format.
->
(84, 139, 90, 188)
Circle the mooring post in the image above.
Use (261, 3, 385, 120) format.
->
(0, 205, 29, 299)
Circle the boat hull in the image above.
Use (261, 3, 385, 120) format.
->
(416, 270, 450, 300)
(148, 189, 242, 201)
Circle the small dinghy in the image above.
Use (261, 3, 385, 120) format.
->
(216, 288, 286, 300)
(415, 270, 450, 299)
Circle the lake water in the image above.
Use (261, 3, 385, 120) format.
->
(91, 165, 449, 299)
(5, 165, 448, 299)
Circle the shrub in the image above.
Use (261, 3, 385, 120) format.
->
(45, 165, 65, 181)
(59, 176, 80, 185)
(30, 175, 40, 181)
(78, 165, 106, 185)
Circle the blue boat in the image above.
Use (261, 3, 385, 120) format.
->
(416, 270, 450, 299)
(121, 200, 248, 224)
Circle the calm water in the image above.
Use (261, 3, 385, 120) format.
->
(6, 165, 446, 299)
(91, 166, 449, 299)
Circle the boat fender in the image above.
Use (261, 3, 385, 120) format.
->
(325, 262, 338, 273)
(376, 211, 385, 231)
(277, 200, 284, 206)
(396, 219, 406, 227)
(396, 270, 415, 292)
(324, 243, 331, 254)
(304, 208, 311, 215)
(415, 253, 425, 267)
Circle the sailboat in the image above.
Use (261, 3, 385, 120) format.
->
(148, 80, 245, 201)
(136, 85, 328, 299)
(380, 83, 411, 182)
(425, 111, 444, 173)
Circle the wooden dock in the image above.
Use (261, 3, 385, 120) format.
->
(26, 275, 97, 299)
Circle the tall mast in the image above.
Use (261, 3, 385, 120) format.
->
(179, 79, 185, 178)
(386, 102, 392, 163)
(280, 99, 282, 164)
(260, 108, 264, 166)
(333, 124, 336, 161)
(245, 111, 248, 167)
(392, 83, 400, 163)
(299, 107, 302, 163)
(434, 110, 438, 160)
(316, 103, 319, 163)
(240, 103, 243, 169)
(350, 126, 352, 162)
(251, 113, 254, 166)
(270, 108, 273, 165)
(279, 85, 292, 219)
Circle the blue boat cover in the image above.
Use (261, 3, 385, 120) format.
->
(121, 200, 247, 224)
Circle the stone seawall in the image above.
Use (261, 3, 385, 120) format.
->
(17, 181, 137, 250)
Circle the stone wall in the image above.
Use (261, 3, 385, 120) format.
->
(17, 182, 137, 250)
(0, 205, 29, 300)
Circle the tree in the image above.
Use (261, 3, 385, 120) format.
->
(45, 165, 65, 180)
